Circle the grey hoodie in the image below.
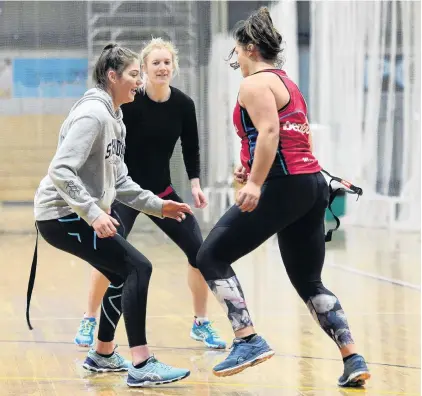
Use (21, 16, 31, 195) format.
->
(34, 88, 164, 225)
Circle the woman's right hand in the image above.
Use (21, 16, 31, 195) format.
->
(92, 212, 120, 238)
(162, 200, 193, 222)
(234, 164, 248, 184)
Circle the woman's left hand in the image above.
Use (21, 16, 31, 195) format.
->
(192, 186, 208, 209)
(236, 181, 261, 212)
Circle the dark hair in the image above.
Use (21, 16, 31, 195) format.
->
(228, 7, 283, 69)
(92, 43, 139, 89)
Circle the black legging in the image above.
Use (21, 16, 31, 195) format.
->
(95, 189, 203, 344)
(197, 173, 328, 285)
(36, 213, 152, 347)
(197, 172, 355, 349)
(111, 190, 203, 267)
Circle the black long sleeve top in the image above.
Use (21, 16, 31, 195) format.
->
(121, 86, 200, 194)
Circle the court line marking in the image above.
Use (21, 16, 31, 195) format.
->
(0, 339, 419, 370)
(326, 263, 421, 290)
(266, 242, 421, 290)
(0, 376, 418, 395)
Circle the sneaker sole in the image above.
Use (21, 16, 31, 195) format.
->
(338, 371, 371, 387)
(74, 337, 94, 348)
(76, 343, 94, 348)
(190, 332, 226, 349)
(82, 362, 129, 373)
(213, 350, 275, 377)
(127, 371, 190, 387)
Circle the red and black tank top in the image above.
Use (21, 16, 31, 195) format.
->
(233, 69, 321, 178)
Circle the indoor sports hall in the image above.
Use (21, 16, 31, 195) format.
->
(0, 1, 420, 395)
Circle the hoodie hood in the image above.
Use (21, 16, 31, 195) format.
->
(69, 87, 123, 121)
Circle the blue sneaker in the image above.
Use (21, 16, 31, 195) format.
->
(190, 320, 226, 349)
(83, 348, 131, 372)
(212, 335, 274, 377)
(338, 354, 371, 387)
(127, 356, 190, 387)
(74, 317, 96, 347)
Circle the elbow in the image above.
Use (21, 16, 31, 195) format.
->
(48, 161, 58, 181)
(268, 126, 279, 136)
(265, 127, 280, 144)
(48, 160, 68, 184)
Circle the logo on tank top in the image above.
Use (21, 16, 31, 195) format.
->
(302, 157, 314, 163)
(281, 121, 310, 135)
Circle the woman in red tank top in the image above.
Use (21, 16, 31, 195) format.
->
(196, 7, 370, 387)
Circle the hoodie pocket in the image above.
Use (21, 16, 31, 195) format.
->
(98, 187, 116, 211)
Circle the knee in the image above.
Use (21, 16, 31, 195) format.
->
(130, 256, 153, 279)
(142, 258, 153, 277)
(195, 244, 207, 273)
(184, 221, 203, 269)
(195, 240, 215, 277)
(186, 239, 202, 269)
(196, 225, 237, 281)
(188, 255, 198, 269)
(196, 231, 230, 281)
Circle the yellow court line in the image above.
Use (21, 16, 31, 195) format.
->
(0, 376, 418, 395)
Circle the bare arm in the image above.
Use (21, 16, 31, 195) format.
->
(239, 77, 280, 187)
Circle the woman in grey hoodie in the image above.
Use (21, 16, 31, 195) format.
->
(29, 44, 191, 387)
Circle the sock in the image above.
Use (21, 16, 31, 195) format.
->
(194, 316, 209, 325)
(343, 353, 357, 363)
(241, 333, 257, 343)
(97, 351, 114, 358)
(83, 314, 96, 321)
(134, 356, 153, 369)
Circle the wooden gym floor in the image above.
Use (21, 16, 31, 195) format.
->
(0, 204, 420, 395)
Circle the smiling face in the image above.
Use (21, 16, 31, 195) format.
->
(108, 60, 141, 105)
(142, 47, 174, 87)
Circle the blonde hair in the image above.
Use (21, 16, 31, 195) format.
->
(139, 37, 180, 90)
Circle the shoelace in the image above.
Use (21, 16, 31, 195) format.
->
(148, 357, 172, 371)
(227, 340, 247, 358)
(79, 319, 95, 337)
(112, 351, 126, 364)
(203, 322, 219, 338)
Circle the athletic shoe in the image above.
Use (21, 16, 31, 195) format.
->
(74, 317, 96, 347)
(212, 335, 274, 377)
(190, 320, 226, 349)
(83, 348, 131, 372)
(338, 354, 370, 387)
(127, 356, 190, 387)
